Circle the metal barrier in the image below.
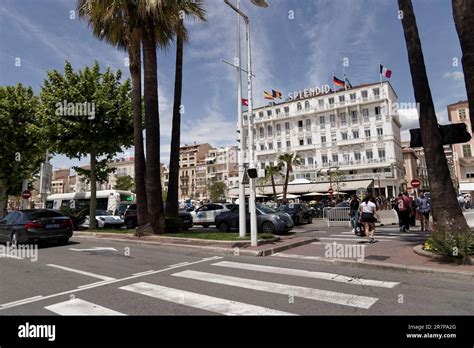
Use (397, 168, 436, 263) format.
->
(323, 207, 352, 227)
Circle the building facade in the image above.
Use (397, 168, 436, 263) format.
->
(178, 143, 212, 200)
(241, 81, 405, 197)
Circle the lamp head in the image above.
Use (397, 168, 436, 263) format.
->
(251, 0, 269, 8)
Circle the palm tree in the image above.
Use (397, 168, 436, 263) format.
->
(278, 153, 301, 203)
(265, 164, 281, 201)
(452, 0, 474, 131)
(77, 0, 149, 230)
(166, 1, 206, 219)
(398, 0, 469, 232)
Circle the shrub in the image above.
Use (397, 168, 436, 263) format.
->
(425, 225, 474, 264)
(165, 217, 182, 234)
(59, 206, 88, 230)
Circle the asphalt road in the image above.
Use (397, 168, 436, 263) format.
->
(0, 234, 473, 316)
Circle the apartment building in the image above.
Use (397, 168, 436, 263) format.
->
(178, 143, 212, 200)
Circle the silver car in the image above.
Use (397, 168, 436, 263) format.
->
(190, 203, 235, 227)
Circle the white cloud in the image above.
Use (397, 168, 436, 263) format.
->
(443, 71, 464, 81)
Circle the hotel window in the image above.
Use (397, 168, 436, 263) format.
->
(328, 97, 334, 105)
(300, 158, 305, 165)
(361, 90, 368, 99)
(322, 155, 328, 164)
(318, 99, 324, 107)
(351, 110, 358, 123)
(329, 114, 336, 126)
(331, 135, 337, 145)
(275, 108, 280, 116)
(260, 144, 265, 151)
(352, 130, 359, 139)
(285, 122, 290, 134)
(375, 106, 381, 115)
(277, 141, 282, 149)
(259, 111, 264, 118)
(299, 139, 304, 146)
(377, 128, 383, 137)
(306, 118, 311, 130)
(332, 154, 338, 163)
(354, 152, 361, 161)
(365, 129, 371, 138)
(305, 101, 310, 109)
(350, 93, 356, 101)
(276, 123, 281, 135)
(307, 137, 312, 145)
(362, 108, 369, 122)
(458, 108, 467, 120)
(298, 120, 303, 130)
(261, 163, 266, 170)
(319, 116, 325, 129)
(378, 148, 386, 160)
(341, 132, 348, 140)
(463, 144, 472, 157)
(321, 136, 327, 144)
(268, 142, 273, 150)
(286, 140, 291, 148)
(259, 127, 264, 138)
(339, 95, 345, 103)
(244, 114, 248, 121)
(297, 102, 302, 111)
(340, 112, 346, 125)
(366, 150, 373, 160)
(284, 106, 290, 114)
(308, 157, 314, 165)
(267, 110, 272, 116)
(373, 88, 380, 97)
(267, 125, 273, 136)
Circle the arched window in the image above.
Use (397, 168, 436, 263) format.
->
(267, 125, 273, 136)
(305, 101, 310, 109)
(297, 102, 302, 111)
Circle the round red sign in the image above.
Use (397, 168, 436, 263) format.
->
(328, 188, 334, 195)
(410, 179, 421, 189)
(21, 190, 32, 199)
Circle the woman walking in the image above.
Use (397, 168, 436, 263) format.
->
(359, 195, 378, 244)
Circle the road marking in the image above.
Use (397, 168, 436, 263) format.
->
(46, 264, 116, 282)
(168, 262, 190, 268)
(0, 296, 44, 309)
(69, 247, 118, 252)
(340, 232, 420, 237)
(132, 270, 156, 276)
(212, 261, 399, 288)
(314, 238, 395, 243)
(77, 280, 116, 289)
(173, 270, 378, 309)
(45, 298, 125, 316)
(0, 256, 223, 311)
(330, 234, 398, 239)
(272, 253, 323, 261)
(120, 282, 295, 316)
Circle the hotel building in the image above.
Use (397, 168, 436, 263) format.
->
(239, 81, 405, 197)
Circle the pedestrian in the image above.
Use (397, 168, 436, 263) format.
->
(458, 194, 466, 211)
(415, 190, 431, 232)
(349, 194, 360, 234)
(396, 192, 412, 232)
(359, 195, 377, 243)
(465, 195, 471, 210)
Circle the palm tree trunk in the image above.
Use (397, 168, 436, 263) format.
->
(399, 0, 469, 232)
(0, 184, 7, 218)
(283, 167, 290, 203)
(166, 23, 184, 219)
(142, 17, 166, 234)
(271, 174, 276, 201)
(89, 151, 97, 229)
(452, 0, 474, 132)
(128, 39, 148, 228)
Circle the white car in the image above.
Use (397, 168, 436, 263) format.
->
(190, 203, 236, 227)
(80, 210, 124, 229)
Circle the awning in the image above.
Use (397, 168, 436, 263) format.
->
(459, 182, 474, 192)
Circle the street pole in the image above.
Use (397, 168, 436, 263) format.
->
(236, 0, 247, 239)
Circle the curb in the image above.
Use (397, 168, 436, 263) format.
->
(413, 244, 474, 263)
(71, 234, 319, 258)
(272, 253, 474, 280)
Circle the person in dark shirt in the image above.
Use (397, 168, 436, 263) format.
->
(349, 194, 360, 234)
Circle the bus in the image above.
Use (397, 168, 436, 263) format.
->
(46, 190, 136, 215)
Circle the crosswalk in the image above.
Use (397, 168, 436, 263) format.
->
(39, 260, 401, 316)
(313, 229, 425, 245)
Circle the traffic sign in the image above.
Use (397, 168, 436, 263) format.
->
(328, 188, 334, 195)
(21, 190, 32, 199)
(411, 178, 421, 189)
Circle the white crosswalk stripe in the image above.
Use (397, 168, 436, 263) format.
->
(212, 261, 400, 288)
(172, 270, 378, 309)
(315, 237, 396, 242)
(45, 298, 125, 316)
(120, 282, 295, 315)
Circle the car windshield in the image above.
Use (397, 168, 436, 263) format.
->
(25, 210, 65, 220)
(256, 204, 277, 214)
(96, 210, 110, 216)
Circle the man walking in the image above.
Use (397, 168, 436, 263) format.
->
(397, 192, 412, 232)
(349, 194, 360, 234)
(458, 194, 466, 211)
(416, 190, 431, 232)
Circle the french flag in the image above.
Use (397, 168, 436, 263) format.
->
(380, 64, 392, 78)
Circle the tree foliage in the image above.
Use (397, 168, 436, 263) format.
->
(114, 175, 135, 191)
(208, 181, 227, 202)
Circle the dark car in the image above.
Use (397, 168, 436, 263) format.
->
(0, 209, 73, 246)
(277, 203, 312, 225)
(123, 204, 193, 230)
(215, 204, 294, 235)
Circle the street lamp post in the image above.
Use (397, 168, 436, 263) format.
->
(224, 0, 268, 247)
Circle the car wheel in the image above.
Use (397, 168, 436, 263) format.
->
(58, 237, 69, 245)
(202, 224, 210, 228)
(219, 222, 229, 232)
(10, 232, 19, 248)
(262, 222, 275, 234)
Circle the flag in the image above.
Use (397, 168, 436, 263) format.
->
(380, 64, 392, 78)
(344, 76, 352, 89)
(241, 98, 248, 106)
(333, 76, 345, 87)
(264, 91, 274, 100)
(272, 89, 282, 99)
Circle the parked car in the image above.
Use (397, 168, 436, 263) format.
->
(277, 203, 312, 225)
(80, 210, 124, 229)
(215, 204, 294, 235)
(190, 203, 235, 227)
(123, 204, 193, 230)
(0, 209, 73, 246)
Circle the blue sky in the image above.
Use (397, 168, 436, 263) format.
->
(0, 0, 467, 170)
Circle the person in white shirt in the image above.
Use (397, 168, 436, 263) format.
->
(359, 195, 378, 244)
